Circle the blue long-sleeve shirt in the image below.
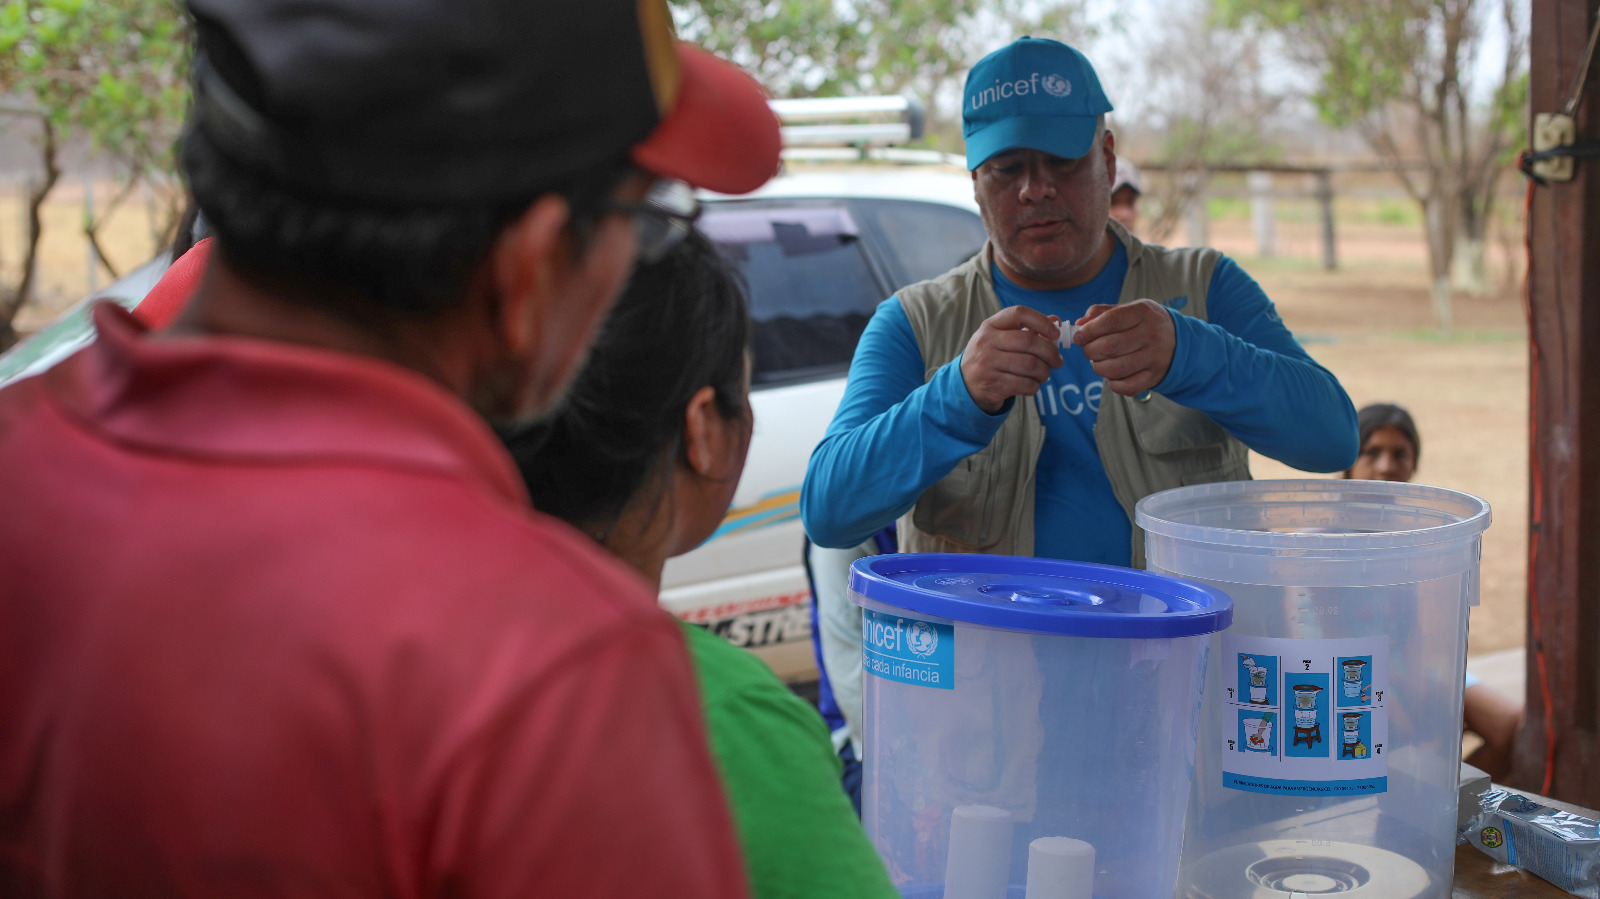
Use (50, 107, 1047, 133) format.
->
(801, 243, 1357, 564)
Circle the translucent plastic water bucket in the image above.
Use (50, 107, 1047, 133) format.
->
(1136, 480, 1491, 899)
(851, 553, 1233, 899)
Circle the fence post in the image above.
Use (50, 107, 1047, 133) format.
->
(1183, 171, 1209, 247)
(1314, 169, 1338, 271)
(1248, 170, 1276, 258)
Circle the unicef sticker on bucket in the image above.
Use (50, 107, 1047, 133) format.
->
(862, 608, 954, 690)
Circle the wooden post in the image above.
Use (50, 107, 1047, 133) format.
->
(1248, 171, 1276, 257)
(1183, 171, 1209, 247)
(1513, 0, 1600, 807)
(1314, 170, 1338, 271)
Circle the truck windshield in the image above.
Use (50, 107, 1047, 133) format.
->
(701, 203, 882, 387)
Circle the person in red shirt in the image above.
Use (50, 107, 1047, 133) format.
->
(0, 1, 779, 897)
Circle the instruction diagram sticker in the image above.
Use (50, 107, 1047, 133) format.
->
(1234, 651, 1279, 708)
(1283, 673, 1330, 760)
(1218, 634, 1389, 796)
(1238, 708, 1277, 755)
(1337, 655, 1374, 708)
(862, 608, 954, 690)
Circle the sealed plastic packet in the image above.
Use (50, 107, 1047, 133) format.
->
(1461, 788, 1600, 898)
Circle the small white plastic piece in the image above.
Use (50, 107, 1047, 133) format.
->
(1059, 321, 1078, 348)
(1024, 836, 1095, 899)
(945, 805, 1014, 899)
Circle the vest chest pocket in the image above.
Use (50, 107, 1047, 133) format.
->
(912, 446, 1015, 550)
(1127, 392, 1232, 470)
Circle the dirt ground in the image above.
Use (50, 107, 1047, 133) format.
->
(5, 186, 1533, 658)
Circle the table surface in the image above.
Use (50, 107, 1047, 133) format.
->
(1452, 786, 1593, 898)
(1454, 842, 1572, 897)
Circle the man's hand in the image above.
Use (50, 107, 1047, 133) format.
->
(1074, 299, 1176, 396)
(959, 305, 1064, 414)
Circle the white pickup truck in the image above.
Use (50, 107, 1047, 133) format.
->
(0, 98, 988, 683)
(678, 158, 985, 679)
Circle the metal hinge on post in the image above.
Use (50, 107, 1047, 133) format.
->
(1533, 113, 1577, 182)
(1520, 115, 1600, 186)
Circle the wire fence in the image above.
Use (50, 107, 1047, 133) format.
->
(0, 164, 1530, 337)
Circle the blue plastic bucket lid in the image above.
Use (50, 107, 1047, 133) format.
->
(849, 553, 1232, 639)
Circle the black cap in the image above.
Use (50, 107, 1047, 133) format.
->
(185, 0, 781, 204)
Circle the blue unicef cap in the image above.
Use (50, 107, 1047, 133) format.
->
(848, 553, 1231, 638)
(962, 37, 1114, 170)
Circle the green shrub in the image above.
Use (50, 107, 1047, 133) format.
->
(1377, 200, 1416, 225)
(1207, 196, 1250, 220)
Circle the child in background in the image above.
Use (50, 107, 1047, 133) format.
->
(1343, 403, 1419, 483)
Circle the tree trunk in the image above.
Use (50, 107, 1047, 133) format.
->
(1430, 274, 1455, 341)
(1423, 196, 1456, 339)
(0, 117, 61, 354)
(84, 229, 122, 282)
(1452, 190, 1493, 296)
(1451, 234, 1489, 297)
(82, 175, 143, 283)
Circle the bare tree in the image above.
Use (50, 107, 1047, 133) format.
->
(1222, 0, 1529, 336)
(1454, 2, 1528, 296)
(673, 0, 1093, 148)
(1121, 0, 1286, 244)
(0, 0, 190, 320)
(0, 106, 60, 351)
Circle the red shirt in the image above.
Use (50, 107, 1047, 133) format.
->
(0, 305, 749, 899)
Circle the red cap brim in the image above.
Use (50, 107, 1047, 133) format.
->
(631, 44, 781, 195)
(133, 238, 213, 329)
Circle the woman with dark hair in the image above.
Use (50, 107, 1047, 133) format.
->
(502, 230, 897, 899)
(1343, 402, 1419, 482)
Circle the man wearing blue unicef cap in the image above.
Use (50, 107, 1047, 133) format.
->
(962, 37, 1114, 170)
(803, 37, 1359, 569)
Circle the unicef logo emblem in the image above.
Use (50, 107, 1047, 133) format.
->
(1041, 74, 1072, 98)
(906, 620, 939, 658)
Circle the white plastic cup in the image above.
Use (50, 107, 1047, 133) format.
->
(1024, 837, 1095, 899)
(945, 805, 1014, 899)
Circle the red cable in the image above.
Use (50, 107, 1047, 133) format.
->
(1520, 154, 1557, 796)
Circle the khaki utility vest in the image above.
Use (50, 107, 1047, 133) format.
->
(895, 221, 1250, 567)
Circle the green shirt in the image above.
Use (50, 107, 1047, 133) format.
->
(680, 621, 899, 899)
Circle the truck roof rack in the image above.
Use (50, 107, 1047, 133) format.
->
(777, 146, 966, 167)
(769, 95, 926, 149)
